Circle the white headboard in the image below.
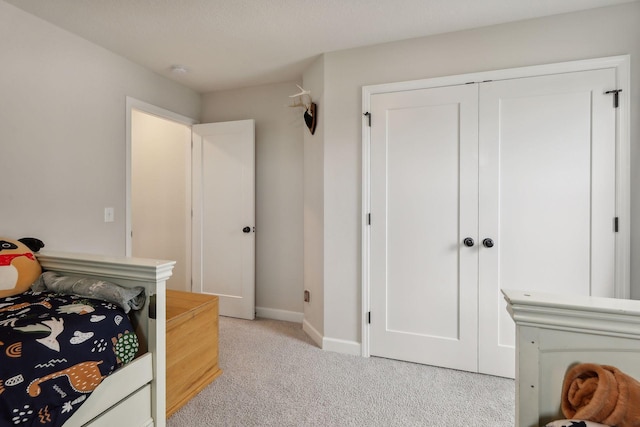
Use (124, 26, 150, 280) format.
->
(504, 289, 640, 427)
(36, 251, 174, 426)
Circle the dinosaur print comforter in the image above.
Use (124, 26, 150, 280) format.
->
(0, 290, 139, 426)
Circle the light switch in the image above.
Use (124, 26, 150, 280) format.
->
(104, 207, 114, 223)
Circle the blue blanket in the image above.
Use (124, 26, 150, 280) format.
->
(0, 290, 139, 426)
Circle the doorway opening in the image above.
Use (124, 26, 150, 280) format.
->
(125, 97, 197, 291)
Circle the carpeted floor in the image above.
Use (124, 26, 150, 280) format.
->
(167, 316, 515, 426)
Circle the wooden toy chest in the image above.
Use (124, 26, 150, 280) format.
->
(166, 290, 222, 417)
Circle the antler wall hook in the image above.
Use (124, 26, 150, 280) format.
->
(287, 85, 317, 135)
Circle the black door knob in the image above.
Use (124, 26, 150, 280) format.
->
(482, 238, 494, 248)
(463, 237, 475, 247)
(242, 226, 251, 233)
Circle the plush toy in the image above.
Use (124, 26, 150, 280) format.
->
(0, 237, 45, 298)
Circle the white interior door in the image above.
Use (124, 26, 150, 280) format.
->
(369, 84, 479, 371)
(192, 120, 256, 319)
(477, 68, 617, 378)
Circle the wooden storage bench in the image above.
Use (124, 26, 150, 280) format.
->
(166, 290, 222, 418)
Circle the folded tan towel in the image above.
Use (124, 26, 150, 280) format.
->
(561, 363, 640, 427)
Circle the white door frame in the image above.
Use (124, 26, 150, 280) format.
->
(361, 55, 630, 358)
(125, 97, 197, 257)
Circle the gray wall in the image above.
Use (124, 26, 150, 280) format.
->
(316, 2, 640, 349)
(0, 1, 201, 255)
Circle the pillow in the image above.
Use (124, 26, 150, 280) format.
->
(0, 237, 44, 298)
(545, 420, 611, 427)
(31, 271, 146, 313)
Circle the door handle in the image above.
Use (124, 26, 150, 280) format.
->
(482, 238, 494, 248)
(242, 226, 251, 233)
(463, 237, 475, 247)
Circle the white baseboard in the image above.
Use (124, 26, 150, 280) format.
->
(302, 319, 323, 348)
(322, 337, 361, 356)
(255, 309, 362, 356)
(302, 320, 361, 355)
(255, 306, 304, 323)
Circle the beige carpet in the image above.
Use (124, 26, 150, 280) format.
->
(167, 316, 514, 426)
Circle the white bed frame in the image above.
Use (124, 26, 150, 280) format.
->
(504, 289, 640, 427)
(35, 251, 174, 427)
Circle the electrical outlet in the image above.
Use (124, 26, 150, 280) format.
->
(304, 290, 310, 302)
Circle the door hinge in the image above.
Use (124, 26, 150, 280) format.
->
(605, 89, 622, 108)
(363, 112, 371, 127)
(367, 213, 371, 225)
(615, 217, 619, 232)
(367, 311, 371, 324)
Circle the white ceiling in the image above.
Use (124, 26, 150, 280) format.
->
(5, 0, 635, 93)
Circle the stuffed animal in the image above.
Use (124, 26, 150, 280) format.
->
(0, 237, 45, 298)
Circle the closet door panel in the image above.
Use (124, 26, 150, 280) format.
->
(478, 68, 617, 377)
(370, 84, 479, 371)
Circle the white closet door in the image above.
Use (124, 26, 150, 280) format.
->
(369, 84, 479, 371)
(192, 120, 256, 319)
(478, 68, 617, 377)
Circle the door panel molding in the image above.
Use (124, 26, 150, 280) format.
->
(361, 56, 630, 373)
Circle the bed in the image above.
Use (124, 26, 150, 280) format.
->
(504, 289, 640, 427)
(1, 251, 174, 427)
